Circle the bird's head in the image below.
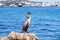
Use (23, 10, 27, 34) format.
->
(26, 12, 31, 15)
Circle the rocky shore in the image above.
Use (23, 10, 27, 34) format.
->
(0, 31, 39, 40)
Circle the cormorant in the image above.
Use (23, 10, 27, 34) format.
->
(22, 12, 31, 33)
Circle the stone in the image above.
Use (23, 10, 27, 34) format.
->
(0, 31, 39, 40)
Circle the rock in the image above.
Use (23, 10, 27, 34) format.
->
(0, 31, 39, 40)
(1, 37, 9, 40)
(8, 31, 18, 40)
(0, 37, 1, 40)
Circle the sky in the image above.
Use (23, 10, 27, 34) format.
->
(29, 0, 60, 2)
(0, 0, 60, 2)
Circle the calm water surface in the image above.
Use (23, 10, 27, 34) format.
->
(0, 6, 60, 40)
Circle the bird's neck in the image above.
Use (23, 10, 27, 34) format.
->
(26, 15, 30, 18)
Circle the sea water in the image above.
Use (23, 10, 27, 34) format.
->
(0, 6, 60, 40)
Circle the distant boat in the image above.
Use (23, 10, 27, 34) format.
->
(18, 4, 22, 7)
(55, 5, 58, 6)
(0, 5, 4, 7)
(0, 3, 4, 7)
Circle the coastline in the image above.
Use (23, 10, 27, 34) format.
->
(0, 1, 60, 7)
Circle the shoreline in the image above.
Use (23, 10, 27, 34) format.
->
(0, 1, 60, 7)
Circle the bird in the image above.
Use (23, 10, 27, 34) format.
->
(22, 12, 31, 33)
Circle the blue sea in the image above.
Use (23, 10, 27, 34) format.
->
(0, 6, 60, 40)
